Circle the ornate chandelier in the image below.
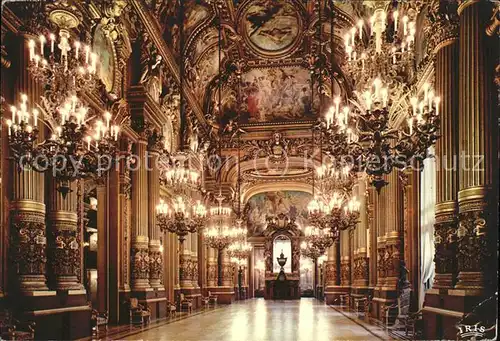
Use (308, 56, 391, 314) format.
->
(27, 29, 99, 108)
(300, 241, 323, 260)
(5, 94, 120, 194)
(156, 196, 208, 243)
(340, 79, 440, 191)
(338, 4, 440, 191)
(227, 241, 252, 261)
(163, 152, 201, 190)
(303, 225, 334, 254)
(324, 191, 361, 234)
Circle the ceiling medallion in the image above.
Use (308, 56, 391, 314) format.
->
(240, 0, 302, 59)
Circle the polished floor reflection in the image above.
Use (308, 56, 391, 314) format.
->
(122, 298, 390, 341)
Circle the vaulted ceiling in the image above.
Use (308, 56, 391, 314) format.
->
(155, 0, 367, 127)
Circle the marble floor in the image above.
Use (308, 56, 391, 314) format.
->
(121, 298, 391, 341)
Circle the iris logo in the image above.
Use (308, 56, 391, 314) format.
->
(457, 323, 487, 339)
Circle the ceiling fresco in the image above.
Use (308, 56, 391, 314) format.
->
(244, 191, 312, 237)
(241, 1, 302, 57)
(155, 0, 363, 126)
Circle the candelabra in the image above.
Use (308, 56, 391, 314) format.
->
(5, 95, 39, 168)
(5, 93, 120, 194)
(156, 196, 207, 243)
(303, 226, 334, 254)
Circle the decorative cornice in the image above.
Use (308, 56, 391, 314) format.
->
(427, 0, 459, 55)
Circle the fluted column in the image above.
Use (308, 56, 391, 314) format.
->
(221, 250, 233, 287)
(384, 170, 403, 289)
(207, 247, 217, 287)
(179, 234, 193, 288)
(456, 0, 497, 290)
(340, 230, 350, 287)
(324, 246, 337, 288)
(375, 177, 387, 288)
(147, 146, 162, 288)
(429, 3, 460, 289)
(191, 232, 199, 288)
(353, 179, 369, 288)
(47, 180, 83, 290)
(130, 138, 150, 291)
(119, 143, 131, 293)
(10, 33, 48, 293)
(367, 186, 377, 287)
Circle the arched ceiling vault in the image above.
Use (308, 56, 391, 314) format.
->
(158, 0, 367, 128)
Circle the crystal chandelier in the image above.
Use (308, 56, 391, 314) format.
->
(303, 225, 334, 254)
(300, 241, 323, 260)
(28, 30, 98, 93)
(156, 196, 208, 243)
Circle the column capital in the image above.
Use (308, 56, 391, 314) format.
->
(427, 0, 459, 54)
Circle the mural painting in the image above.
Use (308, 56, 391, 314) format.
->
(244, 191, 311, 237)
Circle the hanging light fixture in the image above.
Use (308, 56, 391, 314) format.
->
(156, 196, 208, 243)
(5, 93, 120, 195)
(338, 3, 440, 192)
(303, 225, 334, 254)
(163, 151, 201, 190)
(300, 240, 323, 260)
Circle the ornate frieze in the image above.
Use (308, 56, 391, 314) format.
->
(149, 249, 163, 284)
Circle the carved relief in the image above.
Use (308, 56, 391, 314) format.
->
(11, 212, 47, 281)
(131, 247, 150, 280)
(49, 222, 80, 281)
(426, 0, 459, 54)
(433, 218, 458, 276)
(456, 209, 491, 288)
(149, 250, 163, 282)
(340, 259, 351, 286)
(353, 256, 369, 282)
(324, 262, 337, 286)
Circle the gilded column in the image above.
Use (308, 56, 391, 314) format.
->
(10, 33, 48, 293)
(367, 186, 377, 287)
(353, 179, 369, 288)
(207, 247, 217, 288)
(428, 1, 460, 289)
(375, 178, 387, 288)
(147, 140, 162, 289)
(119, 141, 131, 294)
(179, 234, 192, 288)
(130, 138, 150, 291)
(340, 230, 350, 287)
(221, 250, 233, 287)
(384, 170, 403, 289)
(47, 180, 83, 290)
(191, 232, 199, 288)
(456, 0, 497, 290)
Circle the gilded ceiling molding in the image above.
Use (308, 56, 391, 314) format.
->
(130, 0, 208, 132)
